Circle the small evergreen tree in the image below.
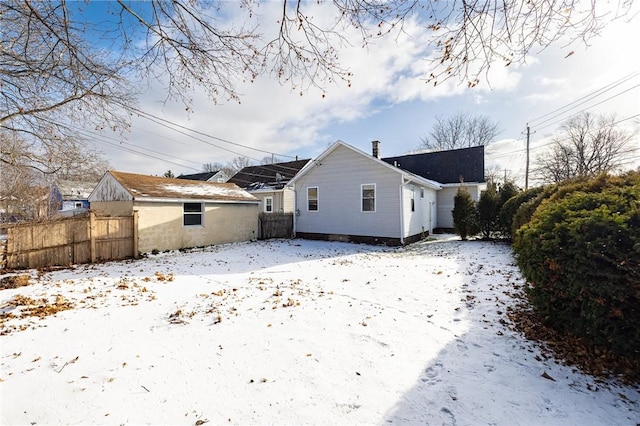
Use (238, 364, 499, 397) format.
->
(477, 182, 500, 239)
(452, 186, 478, 240)
(163, 170, 175, 178)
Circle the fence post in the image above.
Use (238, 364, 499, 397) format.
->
(133, 210, 139, 259)
(89, 210, 97, 263)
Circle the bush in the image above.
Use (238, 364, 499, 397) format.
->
(514, 176, 640, 359)
(477, 183, 500, 239)
(512, 173, 640, 245)
(500, 186, 545, 239)
(452, 186, 478, 240)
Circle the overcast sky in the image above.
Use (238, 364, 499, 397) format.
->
(91, 2, 640, 187)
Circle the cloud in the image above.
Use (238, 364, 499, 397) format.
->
(97, 1, 640, 180)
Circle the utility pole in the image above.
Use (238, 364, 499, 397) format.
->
(525, 124, 531, 190)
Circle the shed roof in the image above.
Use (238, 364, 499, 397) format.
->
(382, 146, 485, 184)
(106, 171, 258, 202)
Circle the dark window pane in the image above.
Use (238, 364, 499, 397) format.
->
(362, 199, 374, 211)
(184, 214, 202, 226)
(184, 203, 202, 213)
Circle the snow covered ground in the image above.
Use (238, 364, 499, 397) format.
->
(1, 236, 638, 425)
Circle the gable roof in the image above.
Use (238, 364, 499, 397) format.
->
(382, 146, 485, 184)
(289, 141, 442, 189)
(91, 171, 258, 203)
(54, 180, 98, 199)
(177, 172, 219, 181)
(227, 159, 312, 190)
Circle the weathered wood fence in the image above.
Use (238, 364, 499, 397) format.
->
(258, 212, 293, 239)
(1, 212, 138, 270)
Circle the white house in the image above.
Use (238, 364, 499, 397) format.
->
(382, 145, 486, 229)
(289, 141, 441, 246)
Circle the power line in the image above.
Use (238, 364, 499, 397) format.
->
(528, 70, 640, 126)
(125, 105, 297, 160)
(532, 83, 640, 132)
(37, 116, 203, 172)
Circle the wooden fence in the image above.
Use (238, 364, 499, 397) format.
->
(258, 212, 293, 239)
(1, 211, 138, 271)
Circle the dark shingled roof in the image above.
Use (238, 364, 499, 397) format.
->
(177, 172, 218, 181)
(382, 146, 485, 184)
(227, 159, 312, 189)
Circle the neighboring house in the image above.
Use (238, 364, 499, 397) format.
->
(89, 171, 259, 253)
(288, 141, 441, 246)
(227, 159, 311, 213)
(177, 170, 229, 183)
(49, 180, 98, 217)
(382, 145, 486, 229)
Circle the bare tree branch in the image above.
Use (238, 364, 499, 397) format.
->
(534, 112, 639, 183)
(421, 112, 501, 150)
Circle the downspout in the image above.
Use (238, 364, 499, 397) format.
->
(398, 177, 405, 245)
(292, 187, 297, 238)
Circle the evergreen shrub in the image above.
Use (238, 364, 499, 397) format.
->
(500, 186, 545, 239)
(514, 174, 640, 358)
(452, 186, 478, 240)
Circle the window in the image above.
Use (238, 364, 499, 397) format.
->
(307, 187, 318, 211)
(264, 196, 273, 213)
(183, 202, 203, 226)
(410, 186, 415, 212)
(420, 188, 424, 199)
(361, 184, 375, 212)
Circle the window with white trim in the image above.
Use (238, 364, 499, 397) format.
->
(361, 184, 375, 212)
(264, 196, 273, 213)
(420, 188, 425, 198)
(183, 202, 203, 226)
(307, 187, 318, 211)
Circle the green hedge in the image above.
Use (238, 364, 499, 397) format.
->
(514, 175, 640, 358)
(500, 186, 545, 239)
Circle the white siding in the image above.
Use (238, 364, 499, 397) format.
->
(294, 144, 402, 238)
(402, 184, 438, 236)
(436, 184, 484, 229)
(282, 189, 295, 213)
(251, 190, 295, 213)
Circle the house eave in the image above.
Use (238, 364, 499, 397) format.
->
(131, 197, 259, 204)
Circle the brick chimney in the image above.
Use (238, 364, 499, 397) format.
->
(372, 140, 380, 159)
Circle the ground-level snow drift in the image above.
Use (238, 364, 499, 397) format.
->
(1, 237, 638, 425)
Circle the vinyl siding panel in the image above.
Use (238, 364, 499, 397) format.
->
(436, 184, 484, 229)
(402, 184, 438, 237)
(251, 189, 295, 213)
(294, 145, 402, 238)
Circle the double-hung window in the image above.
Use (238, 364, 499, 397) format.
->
(307, 187, 318, 211)
(183, 202, 203, 226)
(264, 196, 273, 213)
(361, 184, 375, 212)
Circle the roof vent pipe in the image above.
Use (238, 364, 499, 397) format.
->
(372, 140, 380, 159)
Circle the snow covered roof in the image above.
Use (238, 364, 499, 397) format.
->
(227, 159, 311, 189)
(104, 171, 258, 203)
(55, 180, 99, 199)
